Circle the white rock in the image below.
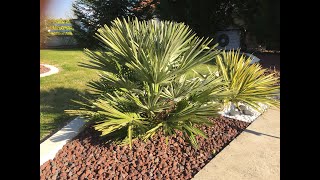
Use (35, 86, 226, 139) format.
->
(40, 64, 59, 77)
(219, 102, 268, 123)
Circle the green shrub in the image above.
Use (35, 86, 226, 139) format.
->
(47, 19, 73, 36)
(71, 0, 134, 48)
(216, 50, 280, 112)
(66, 18, 279, 149)
(66, 17, 227, 148)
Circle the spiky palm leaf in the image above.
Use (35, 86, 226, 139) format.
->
(216, 49, 280, 112)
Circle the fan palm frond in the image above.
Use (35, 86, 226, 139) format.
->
(216, 49, 280, 112)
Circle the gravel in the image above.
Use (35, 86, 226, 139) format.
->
(40, 116, 250, 180)
(219, 103, 269, 123)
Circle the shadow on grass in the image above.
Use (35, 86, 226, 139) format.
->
(40, 87, 92, 143)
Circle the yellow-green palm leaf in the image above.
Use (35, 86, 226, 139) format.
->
(216, 49, 280, 112)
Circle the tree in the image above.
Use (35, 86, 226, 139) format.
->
(40, 16, 49, 48)
(247, 0, 280, 50)
(158, 0, 279, 50)
(71, 0, 136, 47)
(158, 0, 242, 38)
(132, 0, 160, 20)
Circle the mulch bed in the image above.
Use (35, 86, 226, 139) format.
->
(40, 116, 250, 180)
(40, 64, 50, 74)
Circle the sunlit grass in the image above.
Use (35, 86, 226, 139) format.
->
(40, 49, 99, 141)
(40, 49, 217, 141)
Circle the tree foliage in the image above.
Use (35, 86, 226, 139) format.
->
(71, 0, 279, 49)
(132, 0, 160, 20)
(40, 16, 49, 48)
(46, 19, 73, 36)
(158, 0, 279, 50)
(158, 0, 243, 37)
(71, 0, 136, 47)
(247, 0, 280, 50)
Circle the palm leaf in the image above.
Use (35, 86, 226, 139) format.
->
(216, 49, 280, 112)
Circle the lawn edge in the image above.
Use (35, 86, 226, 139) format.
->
(40, 116, 86, 165)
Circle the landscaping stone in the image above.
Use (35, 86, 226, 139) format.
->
(219, 102, 269, 123)
(40, 116, 249, 179)
(238, 105, 247, 111)
(242, 109, 254, 116)
(229, 108, 240, 116)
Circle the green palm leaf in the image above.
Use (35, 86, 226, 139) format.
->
(67, 18, 273, 149)
(216, 49, 280, 112)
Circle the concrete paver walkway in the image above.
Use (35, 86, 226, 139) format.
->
(193, 108, 280, 180)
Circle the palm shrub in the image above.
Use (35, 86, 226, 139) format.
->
(216, 49, 280, 112)
(66, 17, 229, 148)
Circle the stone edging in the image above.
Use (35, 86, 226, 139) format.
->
(40, 64, 59, 77)
(40, 117, 86, 165)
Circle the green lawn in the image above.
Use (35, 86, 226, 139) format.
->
(40, 49, 100, 141)
(40, 49, 217, 141)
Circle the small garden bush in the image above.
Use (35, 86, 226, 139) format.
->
(47, 19, 73, 36)
(67, 18, 279, 148)
(216, 50, 280, 112)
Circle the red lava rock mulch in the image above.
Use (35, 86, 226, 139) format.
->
(40, 64, 50, 74)
(40, 116, 250, 180)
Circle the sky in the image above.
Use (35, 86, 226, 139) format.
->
(46, 0, 75, 19)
